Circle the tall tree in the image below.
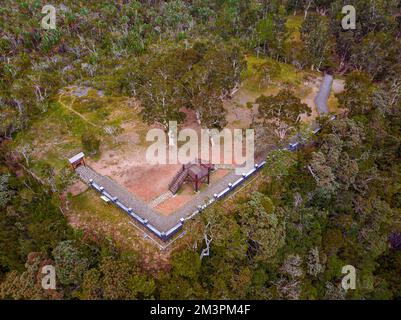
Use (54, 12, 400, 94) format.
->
(351, 32, 401, 80)
(253, 5, 289, 60)
(137, 48, 199, 131)
(181, 44, 245, 129)
(254, 89, 311, 147)
(301, 14, 332, 70)
(237, 192, 286, 261)
(336, 71, 375, 117)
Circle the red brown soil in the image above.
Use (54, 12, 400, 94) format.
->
(154, 169, 230, 215)
(88, 111, 244, 206)
(123, 164, 181, 202)
(66, 181, 89, 196)
(155, 193, 194, 216)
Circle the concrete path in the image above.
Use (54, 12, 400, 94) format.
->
(76, 166, 166, 226)
(76, 165, 246, 231)
(314, 73, 333, 115)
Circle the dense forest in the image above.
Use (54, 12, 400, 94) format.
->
(1, 0, 401, 300)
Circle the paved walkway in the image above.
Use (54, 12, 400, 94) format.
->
(76, 166, 164, 227)
(314, 73, 333, 115)
(76, 165, 248, 231)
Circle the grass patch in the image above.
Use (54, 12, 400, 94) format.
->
(12, 101, 90, 170)
(286, 15, 304, 43)
(13, 89, 148, 178)
(68, 189, 164, 256)
(328, 94, 340, 113)
(241, 54, 308, 95)
(71, 190, 130, 225)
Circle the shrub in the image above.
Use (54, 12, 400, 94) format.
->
(81, 132, 100, 155)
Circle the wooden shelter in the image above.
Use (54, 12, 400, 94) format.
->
(169, 159, 214, 194)
(68, 152, 85, 169)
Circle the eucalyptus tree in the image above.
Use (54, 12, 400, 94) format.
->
(301, 13, 331, 70)
(254, 89, 311, 147)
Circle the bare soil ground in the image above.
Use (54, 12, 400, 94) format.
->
(83, 73, 344, 213)
(154, 169, 230, 215)
(85, 97, 251, 210)
(124, 164, 182, 202)
(66, 181, 88, 196)
(155, 192, 194, 216)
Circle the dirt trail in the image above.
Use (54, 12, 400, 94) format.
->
(58, 91, 99, 128)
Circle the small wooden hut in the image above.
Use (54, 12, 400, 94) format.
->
(68, 152, 85, 169)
